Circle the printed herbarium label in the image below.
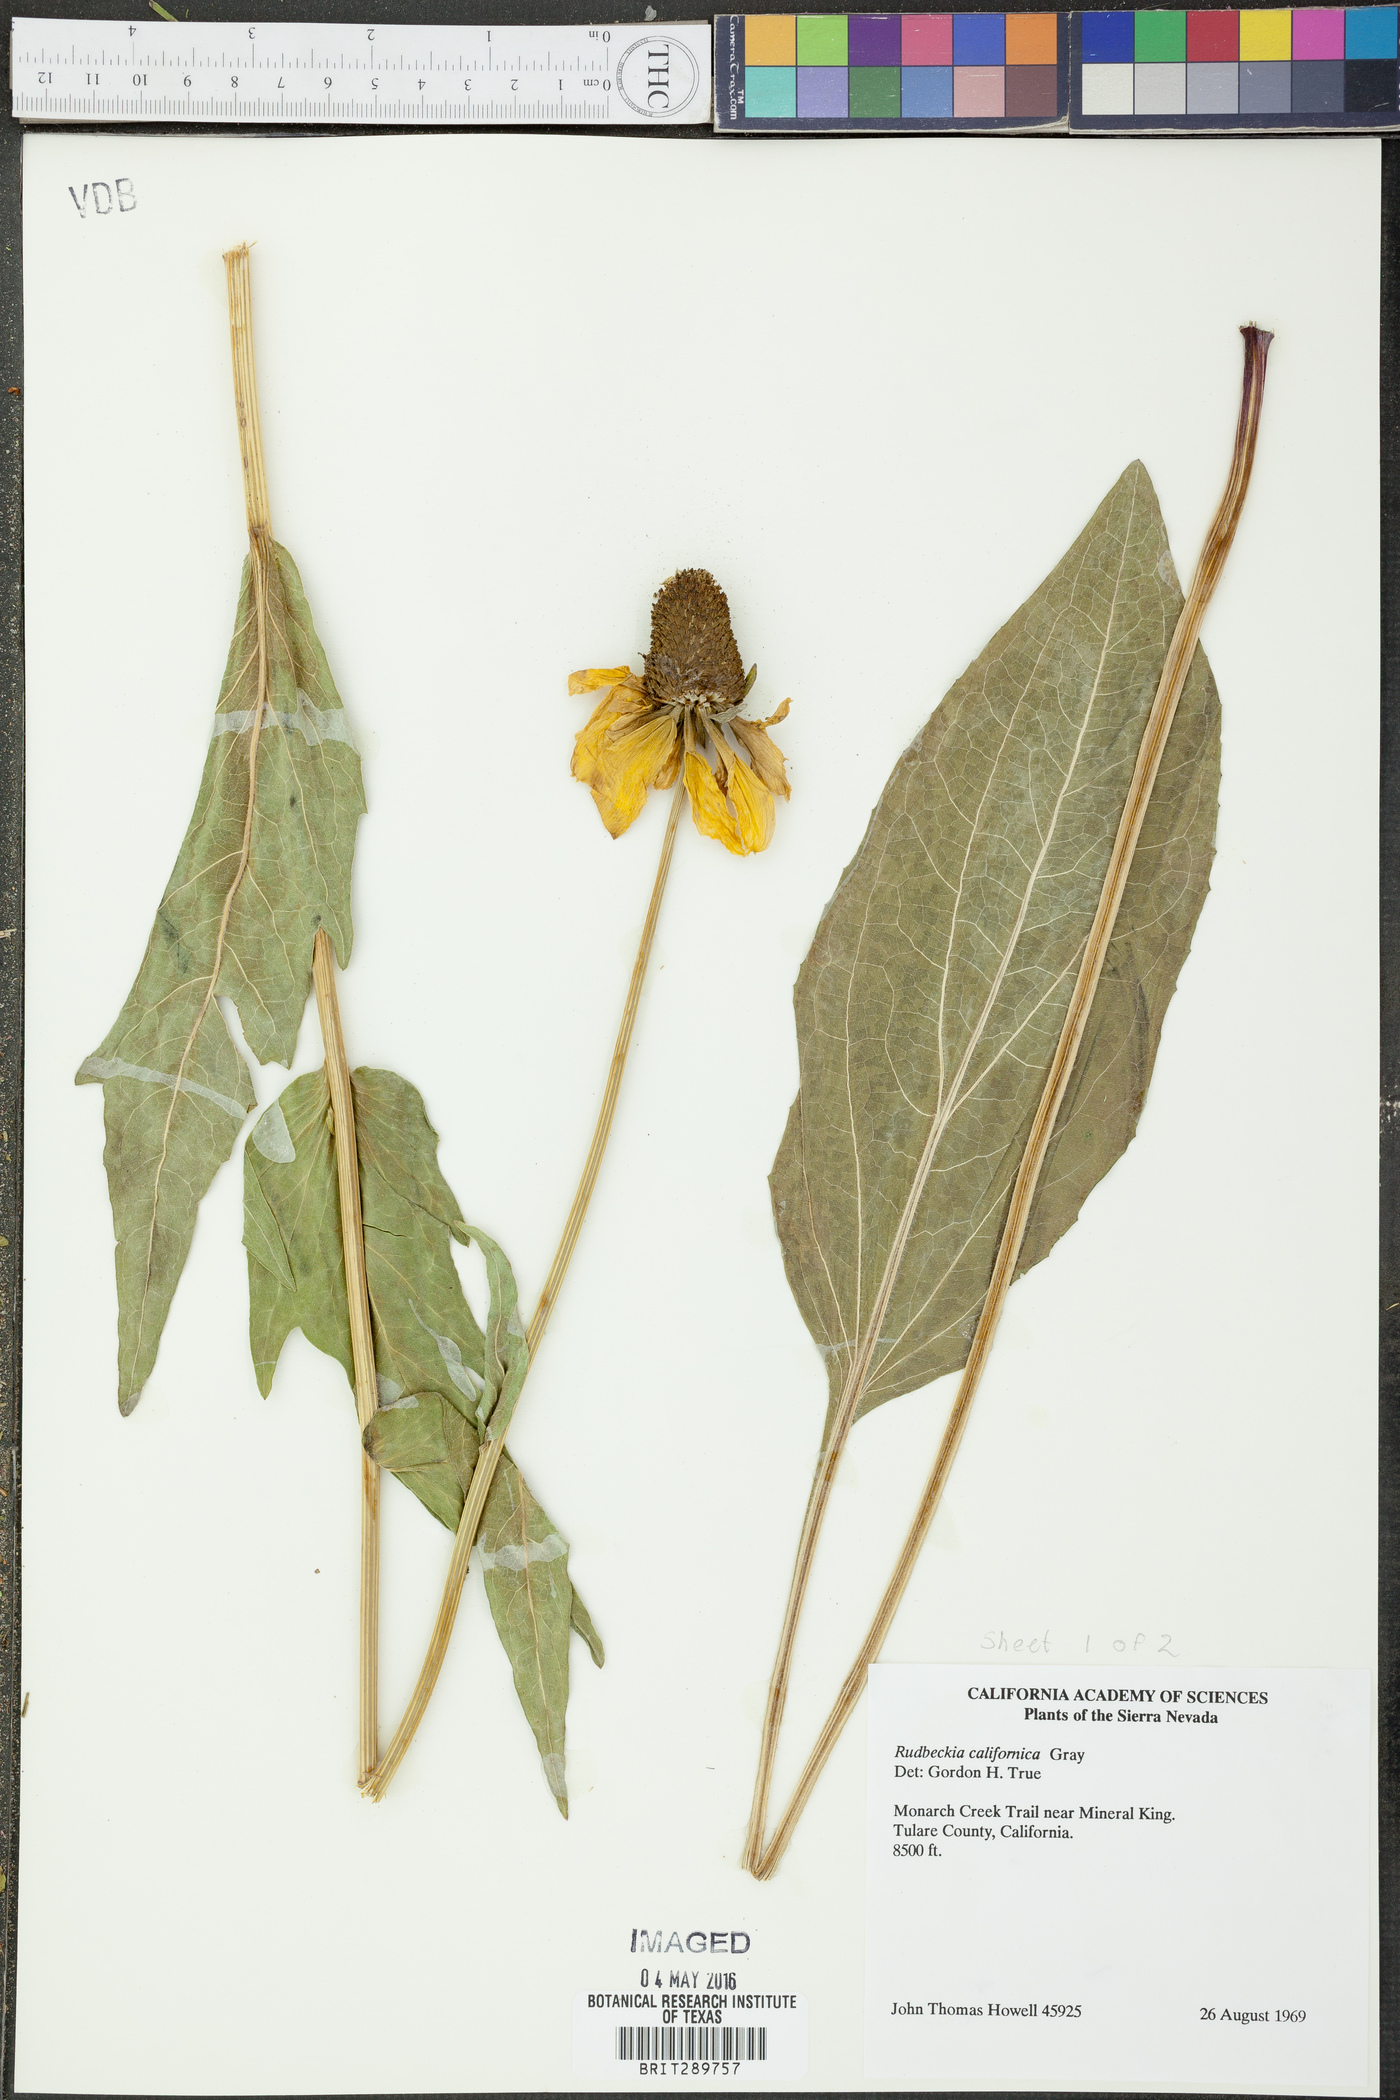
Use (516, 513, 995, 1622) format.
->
(865, 1664, 1369, 2092)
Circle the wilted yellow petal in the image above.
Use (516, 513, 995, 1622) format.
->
(609, 690, 654, 721)
(654, 736, 683, 790)
(572, 718, 609, 788)
(755, 697, 791, 730)
(572, 696, 623, 787)
(729, 717, 791, 800)
(569, 664, 636, 697)
(581, 688, 623, 735)
(572, 681, 655, 790)
(724, 749, 776, 851)
(588, 714, 679, 839)
(684, 750, 744, 854)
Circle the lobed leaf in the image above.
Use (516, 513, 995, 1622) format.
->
(771, 463, 1220, 1429)
(78, 544, 366, 1412)
(244, 1064, 600, 1805)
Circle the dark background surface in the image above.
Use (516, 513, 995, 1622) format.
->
(0, 5, 1392, 2097)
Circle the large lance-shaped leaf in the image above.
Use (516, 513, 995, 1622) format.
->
(78, 543, 366, 1412)
(244, 1065, 601, 1808)
(771, 462, 1220, 1427)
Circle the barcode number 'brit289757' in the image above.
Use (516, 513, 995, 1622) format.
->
(616, 2026, 767, 2062)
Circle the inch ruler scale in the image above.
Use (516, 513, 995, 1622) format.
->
(10, 18, 712, 124)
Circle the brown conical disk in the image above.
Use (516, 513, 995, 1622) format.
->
(644, 569, 745, 708)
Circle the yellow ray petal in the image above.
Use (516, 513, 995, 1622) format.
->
(588, 714, 680, 839)
(724, 749, 776, 852)
(569, 664, 637, 696)
(654, 735, 683, 790)
(580, 686, 623, 736)
(685, 750, 744, 854)
(572, 684, 654, 789)
(755, 697, 791, 730)
(572, 701, 621, 788)
(608, 689, 655, 721)
(729, 717, 791, 800)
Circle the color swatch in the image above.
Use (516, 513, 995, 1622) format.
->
(717, 8, 1400, 131)
(716, 13, 1068, 128)
(1075, 5, 1400, 122)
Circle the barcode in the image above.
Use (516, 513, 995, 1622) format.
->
(615, 2025, 767, 2062)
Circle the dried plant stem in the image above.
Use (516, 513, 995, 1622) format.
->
(138, 244, 275, 1387)
(227, 245, 382, 1784)
(312, 930, 382, 1785)
(746, 326, 1273, 1880)
(219, 243, 274, 1068)
(364, 771, 688, 1800)
(741, 1372, 867, 1865)
(224, 245, 271, 540)
(528, 771, 687, 1352)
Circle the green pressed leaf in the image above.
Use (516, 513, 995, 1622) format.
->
(570, 1590, 605, 1670)
(771, 463, 1220, 1428)
(481, 1453, 588, 1817)
(78, 543, 366, 1412)
(245, 1064, 600, 1801)
(246, 1066, 489, 1418)
(363, 1394, 481, 1534)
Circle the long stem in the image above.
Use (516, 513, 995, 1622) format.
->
(226, 243, 381, 1782)
(133, 247, 274, 1409)
(224, 245, 271, 541)
(229, 245, 384, 1789)
(312, 929, 382, 1785)
(740, 1374, 863, 1865)
(363, 770, 688, 1800)
(747, 326, 1273, 1879)
(529, 768, 686, 1350)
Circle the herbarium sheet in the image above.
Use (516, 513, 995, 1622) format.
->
(20, 132, 1378, 2095)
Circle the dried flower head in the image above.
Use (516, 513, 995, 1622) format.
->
(644, 568, 746, 709)
(570, 569, 791, 855)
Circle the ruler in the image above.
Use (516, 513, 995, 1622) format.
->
(10, 18, 712, 125)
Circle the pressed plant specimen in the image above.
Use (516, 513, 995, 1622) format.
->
(364, 567, 794, 1798)
(743, 328, 1272, 1878)
(78, 245, 379, 1775)
(80, 246, 599, 1809)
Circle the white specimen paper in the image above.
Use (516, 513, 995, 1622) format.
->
(866, 1665, 1370, 2092)
(20, 133, 1378, 2094)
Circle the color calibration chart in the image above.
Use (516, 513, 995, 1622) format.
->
(716, 11, 1067, 125)
(717, 5, 1400, 128)
(1074, 5, 1400, 124)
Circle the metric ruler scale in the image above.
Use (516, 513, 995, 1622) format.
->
(10, 19, 712, 124)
